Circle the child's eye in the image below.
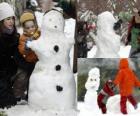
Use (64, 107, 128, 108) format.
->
(6, 17, 12, 20)
(26, 27, 30, 30)
(31, 25, 35, 28)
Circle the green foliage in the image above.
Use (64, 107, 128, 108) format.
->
(0, 111, 7, 116)
(78, 74, 87, 101)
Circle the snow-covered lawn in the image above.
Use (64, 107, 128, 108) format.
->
(88, 45, 131, 58)
(78, 102, 140, 116)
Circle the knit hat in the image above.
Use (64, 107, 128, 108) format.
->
(0, 2, 15, 21)
(20, 12, 35, 25)
(119, 58, 129, 69)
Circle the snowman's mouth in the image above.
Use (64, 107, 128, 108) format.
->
(56, 85, 63, 92)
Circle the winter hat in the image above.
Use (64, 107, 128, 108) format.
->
(0, 2, 15, 21)
(20, 12, 35, 25)
(119, 58, 129, 69)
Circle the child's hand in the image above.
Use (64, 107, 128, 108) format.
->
(25, 38, 32, 51)
(33, 30, 40, 39)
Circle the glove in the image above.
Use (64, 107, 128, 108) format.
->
(33, 29, 40, 39)
(113, 19, 123, 30)
(25, 38, 33, 51)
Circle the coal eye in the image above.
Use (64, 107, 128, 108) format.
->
(90, 79, 93, 81)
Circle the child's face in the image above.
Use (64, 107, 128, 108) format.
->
(24, 20, 36, 35)
(3, 17, 14, 30)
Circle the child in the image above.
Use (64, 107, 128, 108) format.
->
(18, 11, 40, 63)
(97, 80, 116, 114)
(0, 2, 19, 108)
(114, 58, 140, 114)
(13, 11, 40, 101)
(118, 8, 140, 57)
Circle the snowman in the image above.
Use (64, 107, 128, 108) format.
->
(84, 67, 100, 110)
(94, 11, 121, 58)
(106, 95, 137, 114)
(27, 9, 77, 116)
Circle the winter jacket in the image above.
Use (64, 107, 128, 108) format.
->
(127, 16, 140, 48)
(114, 58, 140, 96)
(18, 28, 40, 63)
(0, 29, 19, 79)
(0, 28, 19, 108)
(118, 12, 140, 48)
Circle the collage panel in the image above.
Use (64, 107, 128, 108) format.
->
(78, 58, 140, 115)
(0, 0, 78, 116)
(1, 0, 140, 116)
(76, 0, 140, 58)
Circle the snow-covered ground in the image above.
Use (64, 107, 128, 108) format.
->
(78, 102, 140, 116)
(88, 45, 131, 58)
(0, 10, 77, 116)
(78, 65, 140, 116)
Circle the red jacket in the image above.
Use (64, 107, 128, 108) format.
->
(114, 58, 140, 96)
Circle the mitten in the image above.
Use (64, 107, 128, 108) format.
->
(25, 38, 33, 51)
(33, 29, 40, 39)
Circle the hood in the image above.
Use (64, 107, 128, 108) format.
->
(119, 58, 129, 69)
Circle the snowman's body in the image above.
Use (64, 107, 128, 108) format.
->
(84, 68, 100, 111)
(27, 10, 77, 115)
(94, 11, 121, 58)
(107, 95, 135, 114)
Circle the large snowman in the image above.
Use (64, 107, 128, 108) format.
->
(27, 9, 77, 116)
(94, 11, 121, 58)
(84, 67, 100, 110)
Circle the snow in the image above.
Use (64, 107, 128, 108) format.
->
(84, 68, 100, 111)
(107, 95, 140, 114)
(88, 45, 131, 58)
(27, 10, 77, 114)
(2, 105, 77, 116)
(35, 11, 43, 28)
(88, 11, 131, 58)
(78, 102, 140, 116)
(78, 67, 140, 116)
(0, 9, 77, 116)
(94, 11, 121, 58)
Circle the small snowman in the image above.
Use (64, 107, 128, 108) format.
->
(94, 11, 121, 58)
(84, 67, 100, 110)
(27, 9, 77, 116)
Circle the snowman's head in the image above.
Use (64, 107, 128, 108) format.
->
(85, 67, 100, 91)
(41, 10, 65, 32)
(97, 11, 116, 31)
